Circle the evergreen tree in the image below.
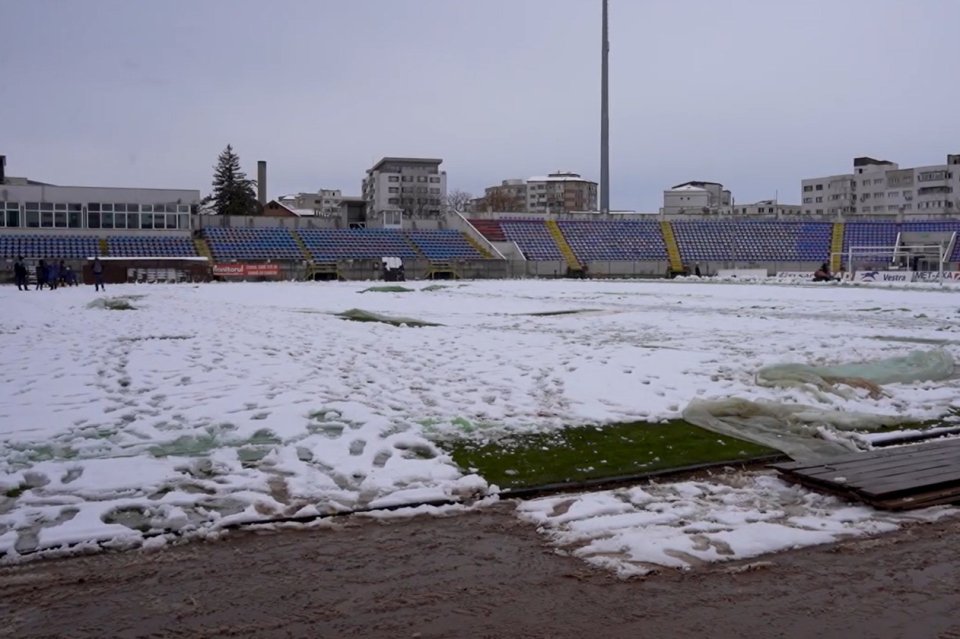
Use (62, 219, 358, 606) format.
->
(210, 145, 260, 215)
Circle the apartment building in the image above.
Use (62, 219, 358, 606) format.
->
(661, 181, 732, 215)
(361, 157, 446, 221)
(801, 155, 960, 216)
(276, 189, 343, 217)
(472, 172, 597, 213)
(526, 172, 597, 213)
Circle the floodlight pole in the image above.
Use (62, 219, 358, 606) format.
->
(600, 0, 610, 214)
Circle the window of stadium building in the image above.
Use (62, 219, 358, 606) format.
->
(0, 202, 20, 227)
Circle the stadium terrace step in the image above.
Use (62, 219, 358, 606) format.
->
(830, 222, 845, 273)
(291, 231, 312, 261)
(660, 221, 684, 272)
(194, 237, 213, 260)
(545, 219, 581, 271)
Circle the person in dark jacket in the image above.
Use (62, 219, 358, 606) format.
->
(47, 261, 58, 290)
(64, 265, 79, 286)
(58, 260, 67, 287)
(14, 256, 28, 291)
(36, 259, 47, 290)
(92, 257, 105, 291)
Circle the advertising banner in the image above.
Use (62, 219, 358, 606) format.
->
(213, 263, 280, 277)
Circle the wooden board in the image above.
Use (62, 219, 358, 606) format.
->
(772, 438, 960, 511)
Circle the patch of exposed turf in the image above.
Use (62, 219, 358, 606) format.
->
(335, 308, 441, 327)
(441, 420, 773, 490)
(358, 285, 414, 293)
(4, 483, 27, 499)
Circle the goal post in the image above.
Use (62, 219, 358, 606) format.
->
(835, 244, 947, 282)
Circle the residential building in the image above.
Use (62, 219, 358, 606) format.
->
(472, 179, 528, 212)
(471, 172, 597, 213)
(661, 181, 732, 215)
(801, 154, 960, 216)
(277, 189, 343, 217)
(526, 172, 597, 213)
(361, 157, 446, 221)
(0, 156, 198, 231)
(719, 200, 802, 216)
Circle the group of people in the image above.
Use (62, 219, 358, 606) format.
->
(13, 256, 89, 291)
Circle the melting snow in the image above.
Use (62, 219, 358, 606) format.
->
(2, 279, 959, 559)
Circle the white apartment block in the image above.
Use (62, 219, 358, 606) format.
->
(801, 154, 960, 217)
(361, 157, 446, 221)
(525, 172, 597, 213)
(277, 189, 343, 217)
(661, 181, 732, 215)
(719, 200, 801, 216)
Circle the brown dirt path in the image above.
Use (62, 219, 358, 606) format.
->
(0, 502, 958, 639)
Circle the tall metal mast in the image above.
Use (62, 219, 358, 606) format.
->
(600, 0, 610, 213)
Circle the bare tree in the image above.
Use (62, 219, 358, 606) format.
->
(444, 189, 474, 213)
(482, 189, 525, 212)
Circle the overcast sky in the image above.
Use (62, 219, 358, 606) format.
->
(3, 0, 959, 211)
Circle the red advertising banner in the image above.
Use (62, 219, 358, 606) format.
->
(213, 263, 281, 277)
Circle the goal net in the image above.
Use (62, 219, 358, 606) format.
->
(834, 244, 947, 281)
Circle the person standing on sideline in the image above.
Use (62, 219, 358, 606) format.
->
(58, 260, 67, 287)
(47, 261, 58, 290)
(36, 259, 47, 290)
(92, 257, 105, 291)
(13, 256, 28, 291)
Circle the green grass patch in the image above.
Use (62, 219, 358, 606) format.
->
(4, 483, 28, 499)
(442, 420, 773, 490)
(359, 285, 414, 293)
(336, 308, 441, 327)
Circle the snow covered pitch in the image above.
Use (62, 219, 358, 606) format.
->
(1, 279, 958, 563)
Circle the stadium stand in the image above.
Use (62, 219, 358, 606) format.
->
(468, 219, 506, 242)
(672, 220, 832, 262)
(201, 227, 303, 261)
(499, 220, 564, 260)
(0, 234, 100, 259)
(406, 230, 484, 260)
(298, 228, 419, 261)
(841, 221, 900, 255)
(107, 235, 198, 257)
(900, 220, 960, 261)
(557, 220, 667, 261)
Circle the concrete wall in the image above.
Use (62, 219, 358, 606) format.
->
(194, 214, 341, 230)
(584, 260, 669, 278)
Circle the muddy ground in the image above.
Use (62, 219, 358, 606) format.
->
(1, 502, 958, 639)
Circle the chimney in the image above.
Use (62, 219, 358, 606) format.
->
(0, 155, 5, 184)
(257, 160, 267, 205)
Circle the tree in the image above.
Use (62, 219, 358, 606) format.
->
(483, 189, 525, 212)
(443, 189, 473, 213)
(210, 145, 260, 216)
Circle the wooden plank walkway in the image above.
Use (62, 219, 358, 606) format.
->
(772, 438, 960, 510)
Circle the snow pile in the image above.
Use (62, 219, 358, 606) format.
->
(516, 471, 955, 578)
(2, 279, 960, 558)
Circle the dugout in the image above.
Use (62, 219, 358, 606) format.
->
(83, 256, 211, 284)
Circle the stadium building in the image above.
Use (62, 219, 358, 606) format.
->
(4, 152, 960, 284)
